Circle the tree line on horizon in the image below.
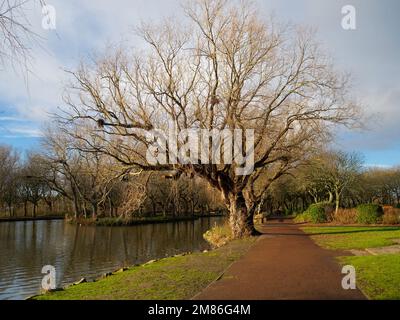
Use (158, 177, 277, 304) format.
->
(0, 140, 225, 219)
(1, 142, 399, 221)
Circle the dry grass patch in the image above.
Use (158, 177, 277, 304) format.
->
(331, 208, 358, 224)
(203, 221, 233, 248)
(382, 207, 400, 225)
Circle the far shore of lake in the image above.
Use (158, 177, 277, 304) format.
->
(0, 213, 226, 225)
(69, 214, 226, 227)
(0, 215, 65, 223)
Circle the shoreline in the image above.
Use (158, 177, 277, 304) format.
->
(0, 214, 226, 225)
(70, 214, 226, 227)
(0, 216, 65, 223)
(26, 251, 193, 300)
(30, 237, 256, 300)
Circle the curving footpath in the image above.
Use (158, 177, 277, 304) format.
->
(195, 219, 366, 300)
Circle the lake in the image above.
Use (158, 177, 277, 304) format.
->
(0, 216, 224, 300)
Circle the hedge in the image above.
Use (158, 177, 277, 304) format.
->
(356, 204, 384, 224)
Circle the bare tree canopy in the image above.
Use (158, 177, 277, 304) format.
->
(0, 0, 43, 69)
(61, 0, 360, 238)
(302, 150, 364, 213)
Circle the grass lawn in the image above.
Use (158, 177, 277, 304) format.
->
(340, 255, 400, 300)
(33, 237, 256, 300)
(302, 226, 400, 250)
(302, 226, 400, 300)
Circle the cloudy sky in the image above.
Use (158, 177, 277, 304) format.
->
(0, 0, 399, 166)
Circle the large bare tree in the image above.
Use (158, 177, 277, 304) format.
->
(61, 0, 359, 238)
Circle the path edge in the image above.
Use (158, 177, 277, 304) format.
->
(191, 235, 266, 300)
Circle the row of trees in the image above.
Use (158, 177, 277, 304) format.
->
(3, 139, 398, 224)
(0, 138, 223, 219)
(262, 151, 400, 216)
(0, 146, 52, 217)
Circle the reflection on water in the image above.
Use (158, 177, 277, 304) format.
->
(0, 217, 224, 300)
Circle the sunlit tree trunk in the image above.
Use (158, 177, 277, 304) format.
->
(228, 192, 258, 238)
(335, 189, 340, 215)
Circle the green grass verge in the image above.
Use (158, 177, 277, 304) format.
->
(302, 226, 400, 250)
(33, 237, 256, 300)
(340, 255, 400, 300)
(303, 226, 400, 300)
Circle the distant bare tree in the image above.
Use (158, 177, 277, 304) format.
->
(20, 152, 50, 217)
(362, 167, 400, 206)
(0, 145, 20, 216)
(305, 150, 363, 213)
(119, 175, 150, 218)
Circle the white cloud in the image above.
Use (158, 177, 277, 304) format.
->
(0, 126, 43, 138)
(364, 163, 394, 169)
(0, 116, 25, 121)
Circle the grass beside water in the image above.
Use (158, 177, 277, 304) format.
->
(33, 237, 256, 300)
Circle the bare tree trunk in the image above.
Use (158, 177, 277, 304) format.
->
(92, 203, 97, 219)
(109, 199, 113, 217)
(328, 192, 334, 204)
(335, 189, 340, 214)
(47, 201, 53, 214)
(83, 202, 88, 219)
(190, 200, 195, 216)
(228, 192, 258, 238)
(73, 196, 79, 219)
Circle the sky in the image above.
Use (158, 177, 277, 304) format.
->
(0, 0, 399, 167)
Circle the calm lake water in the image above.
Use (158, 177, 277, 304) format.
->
(0, 217, 224, 300)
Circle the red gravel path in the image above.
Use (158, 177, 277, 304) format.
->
(195, 219, 366, 300)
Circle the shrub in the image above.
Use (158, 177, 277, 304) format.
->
(321, 202, 335, 220)
(66, 216, 96, 225)
(284, 208, 291, 216)
(254, 213, 263, 224)
(332, 208, 358, 224)
(382, 207, 400, 225)
(307, 203, 328, 223)
(95, 217, 127, 226)
(294, 202, 333, 223)
(203, 222, 232, 248)
(294, 211, 311, 223)
(356, 204, 384, 224)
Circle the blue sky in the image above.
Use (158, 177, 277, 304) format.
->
(0, 0, 399, 167)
